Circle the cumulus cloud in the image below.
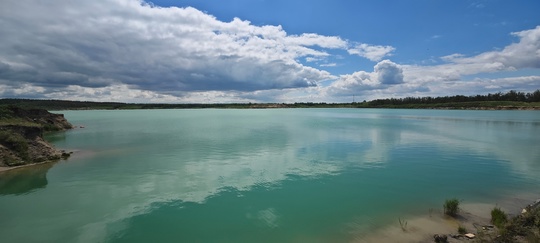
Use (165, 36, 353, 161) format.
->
(404, 25, 540, 84)
(326, 60, 404, 97)
(422, 76, 540, 97)
(0, 0, 347, 96)
(1, 0, 538, 103)
(374, 60, 404, 84)
(347, 43, 395, 61)
(453, 26, 540, 69)
(323, 24, 540, 101)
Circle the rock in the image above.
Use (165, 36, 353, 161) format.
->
(464, 233, 475, 239)
(61, 152, 71, 159)
(0, 107, 73, 167)
(433, 234, 448, 243)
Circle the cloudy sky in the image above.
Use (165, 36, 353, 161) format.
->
(1, 0, 539, 103)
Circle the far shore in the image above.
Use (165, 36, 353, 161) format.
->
(2, 96, 540, 110)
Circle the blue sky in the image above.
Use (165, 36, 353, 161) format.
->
(0, 0, 539, 103)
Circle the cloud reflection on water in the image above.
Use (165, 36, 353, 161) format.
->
(1, 109, 539, 242)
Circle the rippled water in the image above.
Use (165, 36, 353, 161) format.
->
(1, 109, 539, 242)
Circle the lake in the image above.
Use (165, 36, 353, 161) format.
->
(1, 109, 539, 242)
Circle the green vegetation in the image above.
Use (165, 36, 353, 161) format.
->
(491, 207, 508, 229)
(471, 202, 540, 242)
(0, 106, 72, 131)
(457, 225, 467, 234)
(443, 198, 460, 217)
(364, 89, 540, 107)
(1, 89, 539, 110)
(496, 204, 540, 242)
(0, 106, 40, 127)
(1, 106, 73, 167)
(0, 130, 29, 165)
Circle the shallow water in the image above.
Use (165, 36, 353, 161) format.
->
(1, 109, 539, 242)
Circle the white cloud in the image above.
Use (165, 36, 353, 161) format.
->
(326, 60, 404, 97)
(0, 0, 346, 96)
(347, 43, 396, 61)
(384, 25, 540, 99)
(0, 0, 538, 103)
(323, 25, 540, 101)
(374, 60, 404, 84)
(423, 76, 540, 97)
(305, 57, 321, 62)
(320, 63, 337, 67)
(411, 25, 540, 83)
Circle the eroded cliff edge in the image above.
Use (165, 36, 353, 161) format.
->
(0, 106, 73, 167)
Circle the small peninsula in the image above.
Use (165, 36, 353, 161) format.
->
(0, 106, 73, 168)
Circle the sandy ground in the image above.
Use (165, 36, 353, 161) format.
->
(0, 149, 91, 173)
(352, 205, 487, 243)
(353, 194, 539, 243)
(0, 160, 58, 173)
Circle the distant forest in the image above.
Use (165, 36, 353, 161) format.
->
(367, 89, 540, 106)
(1, 89, 539, 110)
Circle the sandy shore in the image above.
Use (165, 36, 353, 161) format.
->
(353, 193, 538, 243)
(0, 149, 93, 173)
(353, 204, 491, 243)
(0, 160, 60, 173)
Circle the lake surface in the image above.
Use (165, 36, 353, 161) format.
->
(1, 109, 539, 242)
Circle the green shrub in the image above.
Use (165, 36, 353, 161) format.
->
(458, 225, 467, 234)
(444, 198, 460, 216)
(0, 130, 29, 160)
(491, 207, 508, 229)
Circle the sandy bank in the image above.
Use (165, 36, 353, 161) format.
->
(0, 160, 58, 173)
(353, 193, 538, 243)
(0, 149, 92, 173)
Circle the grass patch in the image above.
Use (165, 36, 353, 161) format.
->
(444, 198, 460, 217)
(491, 207, 508, 229)
(0, 118, 41, 127)
(0, 130, 29, 163)
(458, 225, 467, 234)
(495, 202, 540, 242)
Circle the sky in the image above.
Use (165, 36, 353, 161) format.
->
(0, 0, 539, 103)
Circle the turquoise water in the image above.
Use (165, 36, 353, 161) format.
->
(1, 109, 539, 242)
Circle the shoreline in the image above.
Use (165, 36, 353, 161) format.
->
(0, 148, 103, 173)
(354, 192, 539, 243)
(0, 160, 61, 173)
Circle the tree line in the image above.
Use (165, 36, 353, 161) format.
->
(367, 90, 540, 106)
(1, 89, 539, 110)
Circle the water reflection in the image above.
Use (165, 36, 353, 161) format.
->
(0, 163, 54, 195)
(1, 109, 539, 243)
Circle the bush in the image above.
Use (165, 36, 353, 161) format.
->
(491, 207, 508, 229)
(444, 198, 460, 216)
(458, 225, 467, 234)
(0, 130, 29, 161)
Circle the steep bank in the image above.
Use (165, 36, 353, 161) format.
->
(0, 106, 73, 167)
